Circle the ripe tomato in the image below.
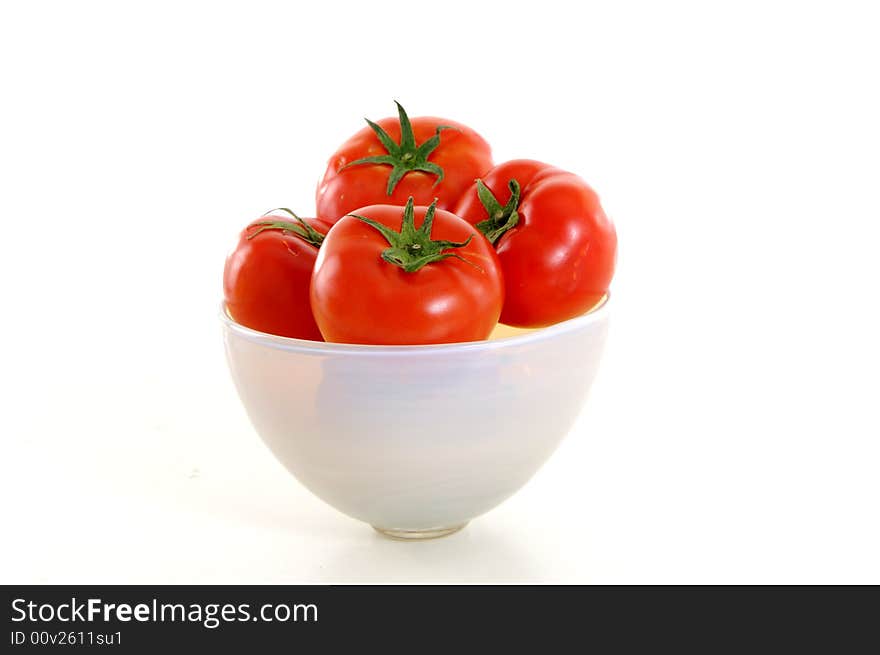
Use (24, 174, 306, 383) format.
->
(454, 159, 617, 328)
(224, 210, 331, 340)
(316, 101, 493, 223)
(310, 198, 503, 345)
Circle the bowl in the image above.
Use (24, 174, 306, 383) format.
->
(221, 297, 610, 539)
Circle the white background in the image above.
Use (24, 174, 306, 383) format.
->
(1, 1, 878, 584)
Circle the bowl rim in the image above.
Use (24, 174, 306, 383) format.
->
(220, 294, 609, 356)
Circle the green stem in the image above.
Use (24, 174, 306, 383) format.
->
(341, 101, 454, 195)
(350, 197, 474, 273)
(247, 208, 325, 247)
(474, 179, 521, 245)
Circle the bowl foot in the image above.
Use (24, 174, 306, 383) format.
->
(373, 523, 467, 541)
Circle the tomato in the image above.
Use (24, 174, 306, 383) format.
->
(310, 198, 503, 345)
(454, 159, 617, 328)
(316, 101, 493, 223)
(223, 210, 331, 340)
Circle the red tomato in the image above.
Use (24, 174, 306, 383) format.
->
(224, 210, 331, 340)
(454, 159, 617, 328)
(311, 198, 503, 345)
(316, 101, 493, 223)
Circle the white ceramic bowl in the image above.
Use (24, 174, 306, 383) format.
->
(221, 298, 610, 539)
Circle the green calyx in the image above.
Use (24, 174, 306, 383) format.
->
(350, 197, 473, 273)
(341, 101, 454, 195)
(247, 208, 325, 248)
(474, 178, 521, 245)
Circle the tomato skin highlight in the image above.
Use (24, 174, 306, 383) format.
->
(223, 215, 332, 340)
(316, 114, 493, 223)
(454, 159, 617, 328)
(310, 204, 504, 345)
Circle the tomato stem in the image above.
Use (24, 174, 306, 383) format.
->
(247, 208, 325, 247)
(474, 178, 521, 245)
(350, 197, 475, 273)
(340, 101, 454, 195)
